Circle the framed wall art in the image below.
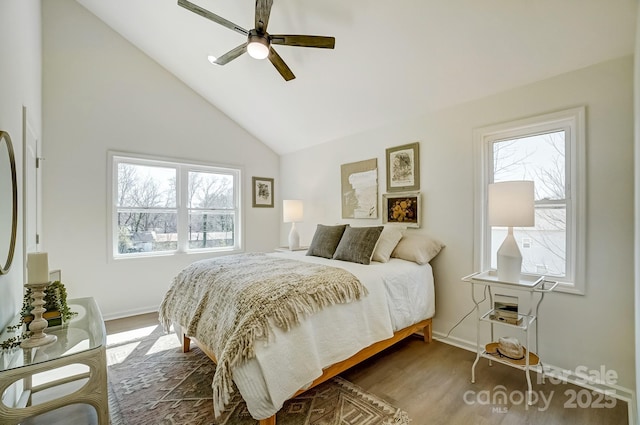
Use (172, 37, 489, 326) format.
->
(340, 158, 378, 219)
(386, 142, 420, 192)
(252, 176, 274, 208)
(382, 192, 421, 228)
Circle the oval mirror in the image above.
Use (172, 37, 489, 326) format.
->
(0, 131, 17, 275)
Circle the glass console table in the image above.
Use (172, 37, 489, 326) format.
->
(0, 297, 108, 425)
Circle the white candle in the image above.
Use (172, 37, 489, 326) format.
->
(27, 252, 49, 284)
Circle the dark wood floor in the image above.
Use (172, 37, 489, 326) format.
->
(106, 313, 629, 425)
(342, 336, 628, 425)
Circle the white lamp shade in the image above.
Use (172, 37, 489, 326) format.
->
(283, 200, 303, 223)
(488, 181, 535, 227)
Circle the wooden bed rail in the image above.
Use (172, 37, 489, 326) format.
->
(182, 318, 432, 425)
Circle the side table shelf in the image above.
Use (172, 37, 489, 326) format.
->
(0, 297, 108, 425)
(479, 309, 536, 330)
(462, 271, 557, 405)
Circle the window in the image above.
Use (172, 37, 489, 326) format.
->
(109, 153, 242, 258)
(474, 107, 585, 294)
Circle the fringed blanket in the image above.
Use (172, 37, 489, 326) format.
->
(158, 253, 368, 418)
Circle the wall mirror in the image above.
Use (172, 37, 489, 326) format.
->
(0, 131, 17, 275)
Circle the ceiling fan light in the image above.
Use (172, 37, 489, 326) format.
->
(247, 40, 270, 60)
(207, 55, 217, 64)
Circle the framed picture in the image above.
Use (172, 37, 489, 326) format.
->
(382, 192, 421, 228)
(252, 177, 274, 208)
(340, 158, 378, 219)
(386, 142, 420, 192)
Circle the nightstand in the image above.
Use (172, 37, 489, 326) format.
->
(274, 246, 309, 252)
(462, 271, 558, 405)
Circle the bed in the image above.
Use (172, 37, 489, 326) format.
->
(160, 226, 441, 425)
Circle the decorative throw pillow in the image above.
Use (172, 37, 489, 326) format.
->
(333, 226, 384, 265)
(371, 225, 406, 263)
(391, 233, 445, 264)
(306, 224, 348, 259)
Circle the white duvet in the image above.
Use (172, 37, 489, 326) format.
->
(174, 251, 435, 419)
(219, 251, 436, 420)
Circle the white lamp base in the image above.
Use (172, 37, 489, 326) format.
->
(496, 227, 522, 283)
(288, 222, 300, 251)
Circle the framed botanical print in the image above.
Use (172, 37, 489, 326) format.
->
(386, 142, 420, 192)
(382, 192, 421, 228)
(252, 176, 274, 208)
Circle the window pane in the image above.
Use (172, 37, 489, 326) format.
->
(188, 212, 235, 249)
(491, 130, 567, 278)
(188, 171, 234, 209)
(117, 212, 177, 253)
(490, 206, 567, 277)
(117, 163, 176, 208)
(493, 131, 565, 201)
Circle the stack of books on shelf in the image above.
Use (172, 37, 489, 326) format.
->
(490, 294, 523, 325)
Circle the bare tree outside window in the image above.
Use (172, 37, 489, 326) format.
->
(113, 157, 240, 257)
(117, 163, 177, 254)
(188, 171, 235, 249)
(491, 131, 568, 277)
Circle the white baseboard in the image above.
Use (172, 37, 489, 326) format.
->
(433, 331, 637, 425)
(101, 306, 158, 322)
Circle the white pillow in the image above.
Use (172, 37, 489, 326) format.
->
(391, 233, 445, 264)
(371, 225, 406, 263)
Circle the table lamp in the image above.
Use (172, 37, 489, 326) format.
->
(488, 181, 535, 283)
(283, 200, 303, 250)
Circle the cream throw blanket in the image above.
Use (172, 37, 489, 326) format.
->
(158, 253, 368, 418)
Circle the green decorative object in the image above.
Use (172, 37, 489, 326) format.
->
(2, 281, 76, 350)
(21, 280, 76, 324)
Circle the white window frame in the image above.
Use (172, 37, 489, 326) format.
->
(473, 107, 586, 294)
(107, 152, 243, 259)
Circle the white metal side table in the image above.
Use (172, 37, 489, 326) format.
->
(462, 271, 558, 405)
(0, 297, 108, 425)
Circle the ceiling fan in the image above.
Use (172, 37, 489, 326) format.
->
(178, 0, 336, 81)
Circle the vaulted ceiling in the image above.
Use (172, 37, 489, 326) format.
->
(75, 0, 636, 155)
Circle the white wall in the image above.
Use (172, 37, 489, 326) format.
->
(281, 56, 635, 391)
(0, 1, 41, 331)
(42, 0, 280, 319)
(634, 2, 640, 421)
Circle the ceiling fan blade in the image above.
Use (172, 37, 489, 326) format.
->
(268, 48, 295, 81)
(255, 0, 273, 33)
(213, 43, 248, 65)
(178, 0, 249, 36)
(270, 35, 335, 49)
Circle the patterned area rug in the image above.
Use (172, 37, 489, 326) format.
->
(107, 325, 410, 425)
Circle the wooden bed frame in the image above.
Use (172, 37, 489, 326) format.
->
(182, 317, 432, 425)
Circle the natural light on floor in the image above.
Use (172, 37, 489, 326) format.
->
(105, 324, 160, 366)
(106, 325, 157, 346)
(106, 341, 141, 366)
(105, 324, 181, 366)
(145, 333, 181, 356)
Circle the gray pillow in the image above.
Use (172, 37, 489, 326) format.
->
(333, 226, 384, 265)
(306, 224, 348, 259)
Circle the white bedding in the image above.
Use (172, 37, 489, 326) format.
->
(225, 251, 435, 419)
